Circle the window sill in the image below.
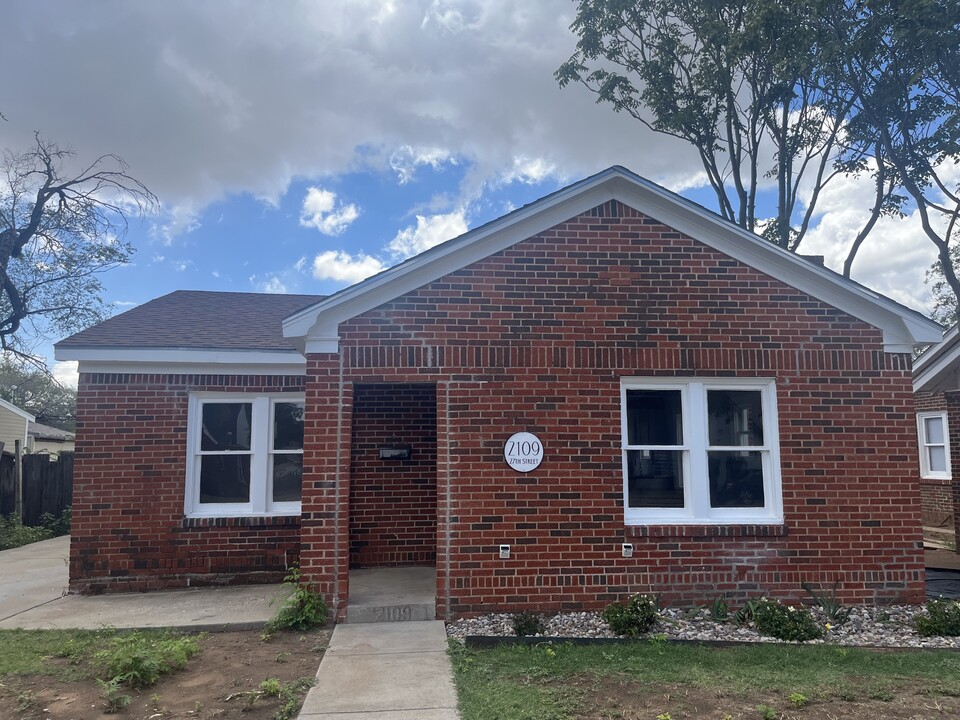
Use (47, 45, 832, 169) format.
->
(182, 515, 301, 529)
(920, 476, 952, 484)
(625, 524, 787, 538)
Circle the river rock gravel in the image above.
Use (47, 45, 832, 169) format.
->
(446, 604, 960, 648)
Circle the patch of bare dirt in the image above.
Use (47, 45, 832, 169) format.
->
(0, 628, 329, 720)
(565, 677, 960, 720)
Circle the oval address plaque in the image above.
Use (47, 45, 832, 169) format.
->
(504, 432, 544, 473)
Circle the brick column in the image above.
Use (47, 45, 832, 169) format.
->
(301, 355, 352, 619)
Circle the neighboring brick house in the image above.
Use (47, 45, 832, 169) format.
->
(56, 167, 942, 619)
(913, 325, 960, 537)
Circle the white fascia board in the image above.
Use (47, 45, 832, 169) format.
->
(0, 396, 35, 422)
(914, 325, 960, 392)
(58, 347, 306, 376)
(283, 168, 942, 354)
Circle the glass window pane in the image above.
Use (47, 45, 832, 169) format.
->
(272, 454, 303, 503)
(201, 403, 252, 451)
(626, 390, 682, 446)
(929, 446, 948, 473)
(925, 416, 945, 445)
(199, 455, 251, 503)
(709, 451, 765, 507)
(274, 402, 305, 450)
(708, 390, 763, 446)
(626, 449, 684, 508)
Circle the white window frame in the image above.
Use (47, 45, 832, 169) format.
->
(917, 411, 951, 480)
(185, 393, 304, 518)
(620, 377, 783, 525)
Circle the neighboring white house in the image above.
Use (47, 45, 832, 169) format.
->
(0, 397, 34, 456)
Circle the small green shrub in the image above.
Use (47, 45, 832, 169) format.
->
(756, 704, 778, 720)
(788, 691, 808, 708)
(38, 507, 72, 536)
(511, 611, 546, 636)
(752, 598, 822, 642)
(0, 513, 53, 550)
(802, 580, 852, 626)
(708, 595, 729, 623)
(97, 678, 132, 713)
(94, 631, 201, 688)
(733, 597, 765, 626)
(602, 594, 658, 637)
(916, 598, 960, 637)
(267, 567, 329, 632)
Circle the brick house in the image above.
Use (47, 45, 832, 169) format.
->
(56, 167, 942, 619)
(913, 325, 959, 539)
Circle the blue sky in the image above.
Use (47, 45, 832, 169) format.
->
(0, 1, 948, 385)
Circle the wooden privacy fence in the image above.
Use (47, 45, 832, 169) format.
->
(0, 451, 73, 525)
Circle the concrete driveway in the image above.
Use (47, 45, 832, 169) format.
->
(0, 535, 284, 630)
(0, 534, 69, 623)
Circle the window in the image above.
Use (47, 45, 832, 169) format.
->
(620, 378, 782, 524)
(186, 394, 304, 517)
(918, 411, 951, 480)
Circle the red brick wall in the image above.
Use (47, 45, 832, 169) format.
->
(301, 199, 925, 616)
(70, 373, 304, 593)
(349, 383, 437, 567)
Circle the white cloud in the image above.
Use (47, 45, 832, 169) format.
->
(0, 1, 697, 244)
(312, 250, 385, 283)
(52, 360, 79, 389)
(390, 145, 455, 184)
(388, 210, 468, 258)
(500, 156, 558, 185)
(299, 187, 360, 235)
(257, 275, 288, 294)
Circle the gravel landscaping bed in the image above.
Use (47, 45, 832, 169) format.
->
(447, 605, 960, 649)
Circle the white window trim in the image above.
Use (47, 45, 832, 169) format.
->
(185, 393, 304, 518)
(620, 377, 783, 525)
(917, 411, 951, 480)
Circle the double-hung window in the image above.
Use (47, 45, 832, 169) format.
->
(186, 394, 304, 517)
(917, 411, 951, 480)
(620, 377, 782, 524)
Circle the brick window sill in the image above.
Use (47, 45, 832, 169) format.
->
(920, 477, 952, 486)
(625, 524, 788, 538)
(182, 515, 301, 529)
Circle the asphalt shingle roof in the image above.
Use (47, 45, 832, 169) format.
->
(56, 290, 324, 352)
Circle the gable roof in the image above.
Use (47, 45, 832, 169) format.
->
(282, 166, 942, 354)
(56, 290, 325, 367)
(914, 324, 958, 393)
(0, 397, 34, 423)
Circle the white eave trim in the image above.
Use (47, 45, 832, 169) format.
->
(56, 347, 306, 376)
(282, 167, 942, 354)
(914, 325, 959, 392)
(0, 397, 35, 422)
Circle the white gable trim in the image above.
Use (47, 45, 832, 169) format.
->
(56, 348, 306, 377)
(282, 167, 941, 355)
(914, 325, 959, 393)
(0, 397, 35, 422)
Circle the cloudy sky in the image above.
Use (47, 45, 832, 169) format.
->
(0, 1, 945, 384)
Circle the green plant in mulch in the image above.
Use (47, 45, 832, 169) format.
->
(915, 598, 960, 637)
(752, 598, 822, 642)
(707, 595, 730, 623)
(802, 580, 852, 626)
(511, 611, 546, 637)
(602, 594, 659, 637)
(266, 567, 329, 633)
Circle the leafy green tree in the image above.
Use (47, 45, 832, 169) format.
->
(0, 133, 155, 362)
(820, 0, 960, 306)
(556, 0, 867, 252)
(0, 358, 77, 430)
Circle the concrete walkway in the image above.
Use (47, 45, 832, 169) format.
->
(298, 620, 460, 719)
(0, 535, 283, 630)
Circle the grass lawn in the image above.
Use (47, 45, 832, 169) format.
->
(450, 639, 960, 719)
